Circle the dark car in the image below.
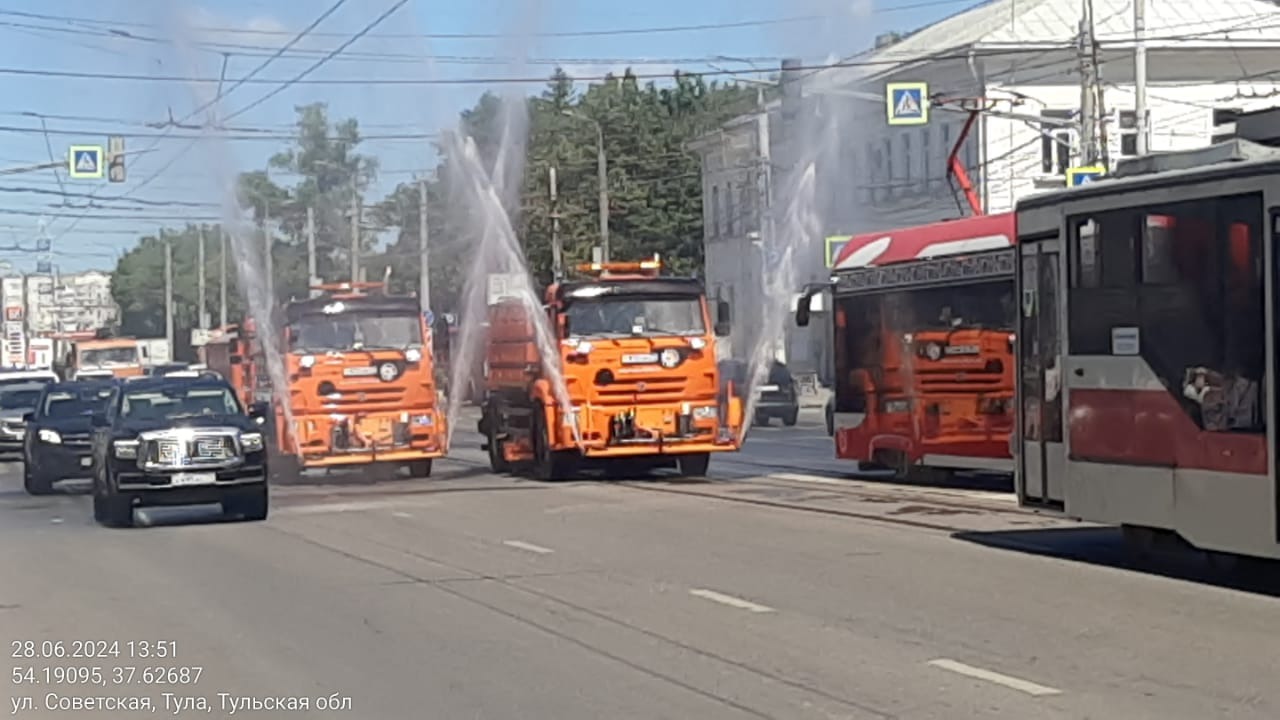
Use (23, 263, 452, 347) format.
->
(22, 380, 119, 495)
(0, 381, 56, 456)
(720, 359, 800, 427)
(89, 375, 269, 527)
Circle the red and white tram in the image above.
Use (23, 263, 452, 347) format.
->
(1015, 143, 1278, 560)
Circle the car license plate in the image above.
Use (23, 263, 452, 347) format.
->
(79, 457, 93, 468)
(171, 472, 216, 487)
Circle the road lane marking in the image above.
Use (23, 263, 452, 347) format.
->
(926, 659, 1062, 697)
(391, 511, 413, 518)
(503, 540, 554, 554)
(689, 588, 775, 613)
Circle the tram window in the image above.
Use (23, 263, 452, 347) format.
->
(1095, 192, 1265, 434)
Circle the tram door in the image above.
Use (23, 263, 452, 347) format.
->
(1017, 238, 1066, 507)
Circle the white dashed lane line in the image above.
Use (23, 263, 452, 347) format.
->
(502, 540, 555, 555)
(927, 658, 1063, 697)
(688, 588, 775, 613)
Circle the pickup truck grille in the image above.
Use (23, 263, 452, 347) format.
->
(138, 428, 241, 470)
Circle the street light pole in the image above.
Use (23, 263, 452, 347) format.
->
(562, 110, 609, 262)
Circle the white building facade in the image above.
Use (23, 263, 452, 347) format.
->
(694, 0, 1280, 381)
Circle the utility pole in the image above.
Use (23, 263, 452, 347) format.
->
(1078, 0, 1100, 165)
(218, 230, 227, 327)
(755, 85, 772, 268)
(418, 179, 430, 312)
(197, 227, 206, 329)
(306, 206, 318, 298)
(163, 230, 173, 352)
(350, 177, 360, 283)
(594, 124, 609, 262)
(549, 166, 563, 280)
(1134, 0, 1149, 155)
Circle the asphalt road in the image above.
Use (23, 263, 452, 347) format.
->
(2, 407, 1278, 719)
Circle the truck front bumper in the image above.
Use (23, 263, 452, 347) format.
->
(291, 408, 448, 467)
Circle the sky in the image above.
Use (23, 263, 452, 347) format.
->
(0, 0, 983, 274)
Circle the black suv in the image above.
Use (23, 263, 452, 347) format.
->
(90, 375, 269, 527)
(22, 379, 118, 495)
(720, 359, 800, 427)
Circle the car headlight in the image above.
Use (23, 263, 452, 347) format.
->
(112, 439, 138, 459)
(405, 347, 422, 363)
(37, 428, 61, 444)
(239, 432, 265, 452)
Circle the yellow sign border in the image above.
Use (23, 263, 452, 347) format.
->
(1066, 165, 1106, 186)
(68, 145, 104, 179)
(825, 236, 850, 268)
(886, 82, 929, 126)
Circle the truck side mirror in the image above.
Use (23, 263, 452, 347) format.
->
(229, 355, 243, 365)
(249, 401, 270, 418)
(795, 286, 820, 328)
(714, 301, 731, 337)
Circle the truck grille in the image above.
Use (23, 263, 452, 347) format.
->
(138, 428, 242, 470)
(593, 375, 688, 404)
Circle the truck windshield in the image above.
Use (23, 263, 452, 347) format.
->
(289, 312, 423, 352)
(882, 282, 1014, 333)
(0, 387, 44, 410)
(42, 387, 114, 419)
(121, 387, 241, 421)
(81, 346, 138, 365)
(565, 297, 706, 338)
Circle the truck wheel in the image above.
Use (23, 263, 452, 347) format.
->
(406, 459, 433, 478)
(782, 408, 799, 426)
(677, 453, 711, 478)
(23, 464, 52, 496)
(485, 406, 511, 473)
(93, 491, 133, 528)
(225, 485, 269, 522)
(531, 408, 574, 481)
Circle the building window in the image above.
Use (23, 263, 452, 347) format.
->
(921, 126, 931, 187)
(1212, 108, 1239, 144)
(1118, 110, 1138, 157)
(711, 185, 721, 238)
(1040, 109, 1075, 175)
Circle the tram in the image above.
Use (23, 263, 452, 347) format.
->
(1015, 140, 1279, 560)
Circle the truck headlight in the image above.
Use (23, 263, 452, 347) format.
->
(37, 428, 61, 444)
(692, 406, 718, 420)
(112, 439, 138, 459)
(299, 355, 316, 369)
(240, 432, 264, 452)
(405, 347, 422, 363)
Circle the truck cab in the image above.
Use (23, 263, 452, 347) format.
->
(480, 256, 742, 480)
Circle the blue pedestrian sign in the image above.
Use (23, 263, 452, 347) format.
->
(886, 82, 928, 126)
(1066, 165, 1106, 187)
(824, 236, 849, 268)
(68, 145, 104, 179)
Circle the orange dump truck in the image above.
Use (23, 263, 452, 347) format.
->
(68, 337, 146, 380)
(203, 282, 448, 477)
(478, 257, 742, 480)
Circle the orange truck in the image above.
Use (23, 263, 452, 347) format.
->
(799, 213, 1018, 480)
(67, 337, 146, 380)
(202, 281, 448, 477)
(477, 257, 742, 480)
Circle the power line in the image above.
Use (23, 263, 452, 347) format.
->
(221, 0, 411, 122)
(182, 0, 350, 123)
(0, 5, 976, 40)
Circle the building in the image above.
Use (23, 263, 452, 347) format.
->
(693, 0, 1280, 380)
(0, 271, 117, 360)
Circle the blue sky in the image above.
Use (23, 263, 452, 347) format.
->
(0, 0, 979, 273)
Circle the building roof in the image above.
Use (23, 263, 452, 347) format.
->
(811, 0, 1280, 90)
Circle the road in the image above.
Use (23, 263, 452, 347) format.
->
(2, 406, 1278, 719)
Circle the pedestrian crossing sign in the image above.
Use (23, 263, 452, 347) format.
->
(68, 145, 104, 179)
(886, 82, 928, 126)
